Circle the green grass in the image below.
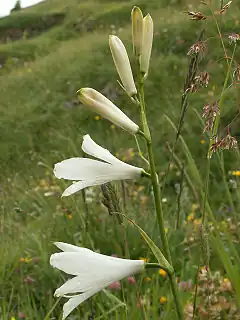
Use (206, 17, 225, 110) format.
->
(0, 0, 240, 319)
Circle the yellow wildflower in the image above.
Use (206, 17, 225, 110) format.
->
(187, 213, 195, 222)
(200, 139, 205, 144)
(159, 269, 167, 277)
(232, 170, 240, 176)
(145, 276, 151, 282)
(159, 296, 167, 304)
(94, 115, 101, 121)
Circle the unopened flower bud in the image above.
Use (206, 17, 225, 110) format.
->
(131, 6, 143, 57)
(78, 88, 139, 134)
(109, 35, 137, 96)
(140, 14, 153, 77)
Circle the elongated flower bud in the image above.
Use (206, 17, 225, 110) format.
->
(109, 35, 137, 96)
(140, 14, 153, 77)
(131, 6, 143, 57)
(78, 88, 139, 134)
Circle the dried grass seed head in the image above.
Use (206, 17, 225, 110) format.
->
(187, 41, 207, 57)
(220, 0, 233, 14)
(187, 11, 206, 21)
(196, 72, 210, 87)
(202, 102, 220, 119)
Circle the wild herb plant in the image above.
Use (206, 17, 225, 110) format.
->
(49, 2, 240, 319)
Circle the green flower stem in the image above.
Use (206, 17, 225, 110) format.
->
(145, 263, 173, 274)
(137, 71, 184, 320)
(145, 263, 162, 269)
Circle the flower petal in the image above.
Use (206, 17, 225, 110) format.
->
(61, 178, 111, 197)
(62, 288, 101, 320)
(54, 242, 84, 253)
(55, 274, 113, 296)
(82, 134, 122, 165)
(54, 276, 90, 296)
(50, 251, 144, 278)
(60, 170, 142, 197)
(50, 252, 90, 276)
(54, 158, 112, 180)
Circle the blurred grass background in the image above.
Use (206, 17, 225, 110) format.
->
(0, 0, 240, 319)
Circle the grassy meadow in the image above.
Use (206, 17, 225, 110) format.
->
(0, 0, 240, 319)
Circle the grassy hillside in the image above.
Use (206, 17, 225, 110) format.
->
(0, 0, 240, 319)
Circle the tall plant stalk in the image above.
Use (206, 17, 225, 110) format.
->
(137, 69, 184, 320)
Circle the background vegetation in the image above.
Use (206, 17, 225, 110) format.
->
(0, 0, 240, 319)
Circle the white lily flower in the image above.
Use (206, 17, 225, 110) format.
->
(131, 6, 143, 57)
(54, 134, 143, 196)
(50, 242, 145, 319)
(109, 35, 137, 96)
(140, 14, 153, 77)
(78, 88, 139, 134)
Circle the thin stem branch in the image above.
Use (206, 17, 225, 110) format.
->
(207, 44, 236, 158)
(210, 9, 229, 68)
(162, 29, 205, 193)
(134, 135, 149, 166)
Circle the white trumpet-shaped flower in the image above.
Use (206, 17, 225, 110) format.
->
(140, 14, 153, 77)
(54, 134, 143, 196)
(78, 88, 139, 134)
(50, 242, 145, 319)
(109, 35, 137, 96)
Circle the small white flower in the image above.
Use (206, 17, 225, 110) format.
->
(54, 135, 143, 196)
(50, 242, 145, 319)
(109, 35, 137, 96)
(131, 6, 143, 57)
(78, 88, 139, 134)
(140, 14, 153, 77)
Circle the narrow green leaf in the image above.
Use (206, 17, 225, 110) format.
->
(122, 214, 173, 274)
